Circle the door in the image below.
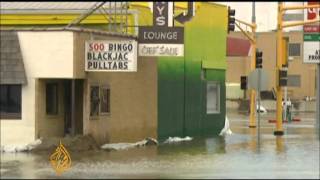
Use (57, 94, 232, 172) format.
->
(63, 79, 84, 136)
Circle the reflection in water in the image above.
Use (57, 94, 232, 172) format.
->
(1, 112, 319, 179)
(205, 136, 226, 154)
(248, 128, 259, 153)
(0, 153, 40, 179)
(157, 136, 226, 156)
(275, 136, 285, 154)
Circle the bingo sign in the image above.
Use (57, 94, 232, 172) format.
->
(85, 40, 138, 72)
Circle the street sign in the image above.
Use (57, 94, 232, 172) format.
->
(303, 34, 320, 64)
(303, 25, 320, 33)
(138, 26, 184, 57)
(303, 2, 319, 33)
(248, 69, 270, 91)
(303, 2, 319, 64)
(305, 2, 319, 21)
(174, 2, 195, 24)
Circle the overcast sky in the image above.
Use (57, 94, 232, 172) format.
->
(214, 2, 305, 32)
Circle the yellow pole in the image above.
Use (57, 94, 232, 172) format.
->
(275, 2, 284, 136)
(235, 19, 256, 28)
(249, 25, 257, 128)
(276, 136, 284, 153)
(234, 22, 256, 43)
(282, 37, 288, 67)
(282, 37, 288, 121)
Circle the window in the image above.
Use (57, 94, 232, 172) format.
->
(287, 75, 301, 87)
(100, 86, 110, 114)
(288, 43, 301, 57)
(90, 84, 110, 117)
(90, 86, 100, 117)
(207, 82, 220, 114)
(46, 83, 58, 115)
(0, 85, 22, 119)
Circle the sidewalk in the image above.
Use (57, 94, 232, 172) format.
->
(227, 99, 317, 112)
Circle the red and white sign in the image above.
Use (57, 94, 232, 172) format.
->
(306, 1, 319, 20)
(304, 25, 320, 33)
(304, 2, 319, 33)
(307, 2, 319, 20)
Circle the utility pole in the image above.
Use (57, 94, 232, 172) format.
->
(249, 2, 257, 128)
(283, 37, 289, 122)
(274, 2, 320, 136)
(317, 63, 320, 140)
(274, 2, 284, 136)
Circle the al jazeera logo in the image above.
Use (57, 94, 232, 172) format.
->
(49, 140, 72, 175)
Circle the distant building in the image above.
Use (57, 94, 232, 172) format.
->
(226, 31, 317, 100)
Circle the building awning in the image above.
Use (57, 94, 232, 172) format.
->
(226, 37, 251, 57)
(0, 31, 27, 84)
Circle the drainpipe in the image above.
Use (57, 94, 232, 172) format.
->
(71, 79, 76, 136)
(317, 64, 320, 140)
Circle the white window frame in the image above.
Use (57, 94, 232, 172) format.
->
(100, 85, 110, 116)
(89, 83, 110, 119)
(206, 81, 220, 114)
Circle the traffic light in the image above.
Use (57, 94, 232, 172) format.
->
(256, 50, 263, 69)
(240, 76, 247, 90)
(278, 68, 288, 87)
(228, 7, 235, 33)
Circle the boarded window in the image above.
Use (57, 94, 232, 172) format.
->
(100, 86, 110, 114)
(207, 82, 220, 114)
(288, 43, 301, 57)
(0, 85, 22, 119)
(90, 84, 111, 117)
(287, 74, 301, 87)
(90, 86, 100, 117)
(46, 83, 58, 115)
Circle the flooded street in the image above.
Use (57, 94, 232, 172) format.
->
(1, 111, 319, 179)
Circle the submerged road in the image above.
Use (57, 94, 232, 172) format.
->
(1, 111, 319, 179)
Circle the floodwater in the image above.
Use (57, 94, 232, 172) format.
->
(1, 111, 319, 179)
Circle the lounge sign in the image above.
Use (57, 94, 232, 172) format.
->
(138, 26, 184, 57)
(85, 40, 137, 72)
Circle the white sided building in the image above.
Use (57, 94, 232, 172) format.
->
(0, 29, 158, 146)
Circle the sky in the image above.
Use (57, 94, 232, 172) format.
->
(214, 2, 305, 32)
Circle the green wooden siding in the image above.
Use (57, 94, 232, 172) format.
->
(157, 3, 228, 140)
(201, 70, 226, 135)
(157, 57, 185, 140)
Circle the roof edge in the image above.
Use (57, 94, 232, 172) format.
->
(0, 27, 138, 39)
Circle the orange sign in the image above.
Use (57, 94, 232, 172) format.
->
(49, 140, 72, 175)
